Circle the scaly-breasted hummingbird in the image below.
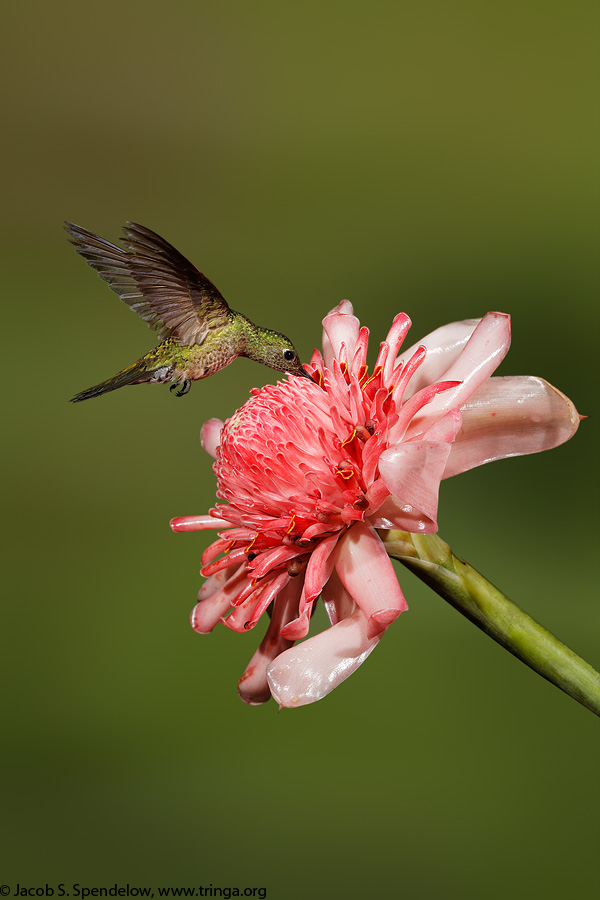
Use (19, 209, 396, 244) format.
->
(66, 222, 313, 402)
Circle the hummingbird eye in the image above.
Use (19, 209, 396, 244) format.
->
(283, 349, 295, 361)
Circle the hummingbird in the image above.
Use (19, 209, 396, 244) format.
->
(66, 221, 313, 402)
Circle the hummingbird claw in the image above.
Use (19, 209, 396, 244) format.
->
(170, 379, 191, 397)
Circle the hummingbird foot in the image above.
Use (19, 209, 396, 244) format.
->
(170, 379, 191, 397)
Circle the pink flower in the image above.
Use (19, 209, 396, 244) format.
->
(171, 302, 581, 708)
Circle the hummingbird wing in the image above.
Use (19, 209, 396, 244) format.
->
(65, 222, 231, 345)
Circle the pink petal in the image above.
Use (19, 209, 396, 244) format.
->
(386, 379, 462, 446)
(238, 578, 303, 705)
(221, 584, 265, 632)
(201, 537, 237, 567)
(369, 495, 416, 529)
(322, 300, 361, 369)
(321, 568, 355, 625)
(191, 565, 247, 633)
(301, 522, 340, 541)
(280, 534, 339, 640)
(406, 311, 511, 438)
(302, 533, 339, 602)
(246, 572, 291, 629)
(333, 522, 408, 639)
(197, 567, 233, 602)
(374, 340, 391, 373)
(326, 299, 355, 316)
(443, 376, 581, 478)
(279, 606, 311, 641)
(200, 418, 224, 459)
(201, 548, 248, 576)
(170, 514, 230, 532)
(266, 606, 381, 708)
(249, 545, 303, 579)
(394, 318, 480, 399)
(350, 326, 370, 374)
(382, 313, 412, 383)
(422, 408, 463, 443)
(365, 477, 390, 514)
(390, 346, 427, 404)
(378, 441, 453, 533)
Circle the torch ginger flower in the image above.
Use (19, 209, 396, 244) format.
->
(171, 302, 580, 708)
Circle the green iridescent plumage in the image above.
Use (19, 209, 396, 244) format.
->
(66, 222, 312, 402)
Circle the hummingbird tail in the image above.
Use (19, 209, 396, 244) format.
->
(70, 361, 151, 402)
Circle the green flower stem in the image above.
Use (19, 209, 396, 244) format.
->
(380, 530, 600, 717)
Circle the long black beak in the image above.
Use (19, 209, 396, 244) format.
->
(298, 365, 317, 383)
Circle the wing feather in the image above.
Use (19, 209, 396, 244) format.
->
(65, 222, 231, 344)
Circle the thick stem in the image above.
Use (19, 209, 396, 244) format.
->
(380, 530, 600, 717)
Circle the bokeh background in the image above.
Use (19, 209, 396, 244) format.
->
(2, 1, 598, 897)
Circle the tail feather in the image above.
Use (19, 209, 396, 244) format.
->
(70, 362, 150, 402)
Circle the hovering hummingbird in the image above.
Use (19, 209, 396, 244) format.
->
(66, 221, 313, 402)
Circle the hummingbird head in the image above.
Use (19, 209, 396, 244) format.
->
(244, 324, 315, 382)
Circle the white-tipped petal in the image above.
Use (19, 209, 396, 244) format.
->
(238, 578, 302, 705)
(266, 606, 380, 708)
(191, 566, 247, 634)
(378, 441, 452, 532)
(395, 318, 480, 398)
(170, 514, 230, 532)
(200, 418, 224, 459)
(326, 299, 355, 317)
(407, 311, 511, 436)
(322, 300, 361, 369)
(333, 522, 408, 638)
(322, 568, 355, 626)
(382, 313, 412, 382)
(444, 376, 581, 478)
(422, 408, 463, 443)
(198, 566, 238, 601)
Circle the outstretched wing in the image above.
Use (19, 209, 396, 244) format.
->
(65, 221, 231, 345)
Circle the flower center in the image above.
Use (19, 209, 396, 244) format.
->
(212, 358, 406, 553)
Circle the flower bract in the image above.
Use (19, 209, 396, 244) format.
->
(171, 302, 581, 707)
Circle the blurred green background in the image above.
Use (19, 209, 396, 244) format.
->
(2, 1, 598, 897)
